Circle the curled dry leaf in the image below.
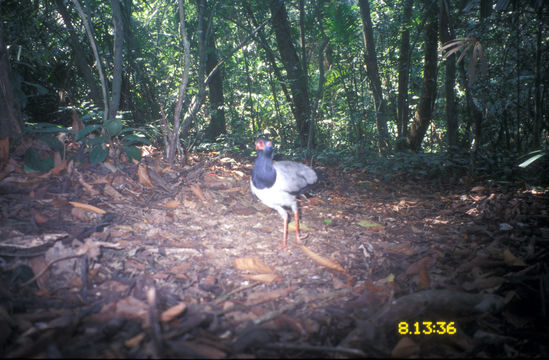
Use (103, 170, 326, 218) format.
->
(137, 164, 154, 187)
(234, 257, 274, 274)
(242, 273, 281, 283)
(33, 210, 49, 224)
(190, 183, 207, 201)
(124, 332, 146, 348)
(503, 248, 526, 267)
(115, 296, 148, 323)
(103, 184, 123, 199)
(161, 303, 186, 323)
(300, 245, 347, 274)
(245, 285, 297, 306)
(163, 200, 180, 208)
(406, 256, 437, 275)
(77, 172, 99, 196)
(392, 337, 420, 358)
(69, 201, 106, 214)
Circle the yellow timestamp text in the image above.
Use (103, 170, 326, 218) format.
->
(398, 321, 457, 335)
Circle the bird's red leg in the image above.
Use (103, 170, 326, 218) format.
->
(282, 216, 289, 248)
(294, 210, 309, 244)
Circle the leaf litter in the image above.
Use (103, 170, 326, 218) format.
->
(0, 142, 548, 358)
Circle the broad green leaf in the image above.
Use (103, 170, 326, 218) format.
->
(518, 153, 544, 168)
(23, 148, 53, 172)
(26, 123, 69, 134)
(37, 134, 64, 153)
(87, 136, 110, 146)
(122, 134, 151, 146)
(104, 118, 123, 137)
(89, 146, 108, 164)
(123, 145, 142, 161)
(75, 125, 100, 141)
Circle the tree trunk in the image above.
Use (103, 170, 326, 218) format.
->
(407, 0, 438, 152)
(180, 0, 207, 141)
(120, 0, 159, 124)
(243, 3, 294, 118)
(0, 18, 22, 138)
(532, 3, 542, 149)
(204, 25, 226, 141)
(268, 0, 311, 147)
(71, 0, 110, 121)
(358, 0, 391, 153)
(396, 0, 413, 151)
(439, 0, 457, 149)
(108, 0, 123, 120)
(54, 0, 102, 107)
(167, 0, 192, 164)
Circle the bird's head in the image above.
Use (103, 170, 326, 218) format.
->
(255, 137, 273, 153)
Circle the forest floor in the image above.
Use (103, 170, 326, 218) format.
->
(1, 139, 548, 358)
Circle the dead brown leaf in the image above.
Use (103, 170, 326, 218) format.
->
(235, 257, 274, 274)
(245, 286, 297, 306)
(71, 207, 93, 221)
(300, 245, 347, 274)
(161, 303, 187, 323)
(124, 332, 146, 348)
(115, 296, 148, 322)
(163, 200, 180, 208)
(190, 183, 207, 201)
(69, 201, 106, 214)
(103, 184, 123, 199)
(77, 172, 99, 196)
(406, 256, 437, 275)
(503, 248, 527, 267)
(170, 263, 192, 279)
(391, 337, 420, 358)
(383, 243, 419, 256)
(50, 152, 66, 175)
(137, 164, 154, 187)
(242, 273, 281, 283)
(32, 210, 49, 224)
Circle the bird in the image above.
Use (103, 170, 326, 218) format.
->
(250, 136, 317, 248)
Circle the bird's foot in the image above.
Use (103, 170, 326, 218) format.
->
(295, 232, 309, 244)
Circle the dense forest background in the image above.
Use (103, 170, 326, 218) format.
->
(0, 0, 548, 184)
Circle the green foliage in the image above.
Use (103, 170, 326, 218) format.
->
(2, 0, 547, 185)
(23, 148, 54, 173)
(324, 2, 359, 45)
(74, 107, 151, 164)
(20, 123, 69, 172)
(518, 150, 546, 169)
